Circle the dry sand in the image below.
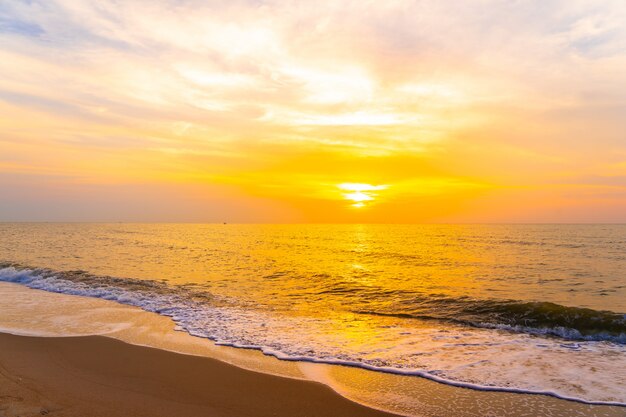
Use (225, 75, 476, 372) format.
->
(0, 332, 400, 417)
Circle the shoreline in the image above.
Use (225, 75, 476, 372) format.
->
(1, 282, 624, 417)
(2, 264, 625, 408)
(0, 332, 400, 417)
(210, 342, 626, 408)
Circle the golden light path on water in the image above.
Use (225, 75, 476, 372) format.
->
(0, 224, 624, 407)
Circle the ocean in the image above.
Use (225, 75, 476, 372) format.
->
(0, 223, 624, 405)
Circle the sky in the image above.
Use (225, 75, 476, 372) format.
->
(1, 0, 626, 222)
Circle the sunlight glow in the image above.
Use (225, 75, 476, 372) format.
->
(1, 1, 625, 222)
(338, 183, 389, 208)
(293, 111, 409, 126)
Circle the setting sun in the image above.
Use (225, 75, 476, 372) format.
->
(338, 183, 389, 208)
(1, 1, 626, 225)
(0, 2, 625, 417)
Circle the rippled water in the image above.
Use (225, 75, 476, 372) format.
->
(0, 223, 625, 404)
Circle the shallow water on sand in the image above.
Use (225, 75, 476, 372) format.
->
(0, 223, 624, 404)
(1, 282, 624, 417)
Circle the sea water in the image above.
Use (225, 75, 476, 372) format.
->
(0, 223, 624, 404)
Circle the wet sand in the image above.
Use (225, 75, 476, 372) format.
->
(0, 283, 624, 417)
(0, 332, 400, 417)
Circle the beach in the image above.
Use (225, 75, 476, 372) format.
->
(0, 332, 399, 417)
(3, 0, 626, 415)
(0, 281, 624, 417)
(1, 328, 624, 417)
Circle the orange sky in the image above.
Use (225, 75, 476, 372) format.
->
(1, 1, 626, 222)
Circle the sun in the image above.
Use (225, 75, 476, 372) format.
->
(338, 183, 388, 208)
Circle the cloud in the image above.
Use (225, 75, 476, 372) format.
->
(1, 0, 626, 221)
(0, 16, 44, 37)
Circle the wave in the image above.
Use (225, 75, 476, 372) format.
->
(356, 297, 626, 344)
(2, 262, 624, 345)
(1, 263, 625, 406)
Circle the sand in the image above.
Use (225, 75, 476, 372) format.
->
(0, 283, 624, 417)
(0, 332, 400, 417)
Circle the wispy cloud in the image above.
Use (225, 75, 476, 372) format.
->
(1, 0, 626, 221)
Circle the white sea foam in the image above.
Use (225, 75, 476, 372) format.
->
(0, 266, 625, 406)
(471, 321, 626, 344)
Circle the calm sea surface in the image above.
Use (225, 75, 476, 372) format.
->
(0, 224, 625, 404)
